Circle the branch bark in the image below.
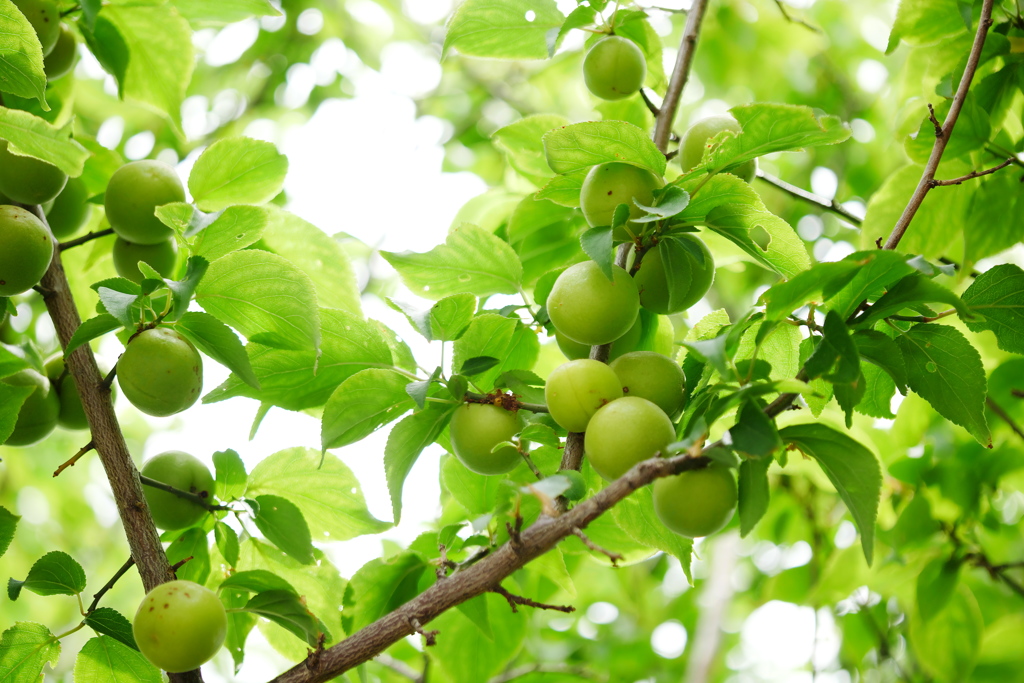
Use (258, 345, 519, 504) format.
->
(882, 0, 996, 250)
(653, 0, 710, 153)
(35, 207, 202, 683)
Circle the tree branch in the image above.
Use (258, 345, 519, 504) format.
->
(86, 557, 136, 613)
(929, 157, 1015, 186)
(987, 396, 1024, 442)
(34, 206, 203, 683)
(755, 169, 863, 225)
(490, 584, 575, 613)
(882, 0, 996, 250)
(489, 663, 604, 683)
(139, 475, 229, 512)
(58, 227, 114, 251)
(771, 0, 822, 33)
(652, 0, 711, 153)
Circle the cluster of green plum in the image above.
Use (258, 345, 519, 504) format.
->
(1, 355, 93, 446)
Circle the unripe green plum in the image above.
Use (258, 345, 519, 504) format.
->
(112, 237, 178, 283)
(583, 36, 646, 101)
(679, 115, 758, 182)
(653, 463, 737, 537)
(610, 351, 686, 417)
(105, 160, 185, 244)
(44, 355, 85, 430)
(43, 24, 76, 80)
(548, 262, 639, 346)
(133, 580, 227, 673)
(2, 368, 59, 446)
(45, 176, 90, 239)
(633, 235, 714, 314)
(579, 162, 664, 238)
(0, 140, 68, 205)
(545, 359, 623, 433)
(0, 205, 54, 297)
(585, 396, 675, 480)
(13, 0, 61, 55)
(449, 403, 523, 475)
(140, 451, 216, 530)
(555, 314, 642, 361)
(117, 327, 202, 417)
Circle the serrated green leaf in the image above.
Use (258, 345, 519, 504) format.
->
(805, 311, 860, 383)
(429, 293, 477, 341)
(728, 399, 782, 458)
(460, 355, 500, 376)
(213, 449, 247, 501)
(215, 522, 240, 567)
(779, 423, 881, 564)
(84, 608, 138, 651)
(342, 553, 426, 633)
(165, 527, 211, 584)
(0, 623, 59, 681)
(431, 593, 528, 683)
(243, 590, 326, 647)
(909, 586, 983, 682)
(580, 226, 613, 280)
(0, 108, 88, 176)
(65, 314, 122, 357)
(385, 404, 456, 524)
(183, 205, 268, 263)
(189, 137, 288, 211)
(0, 0, 48, 108)
(73, 635, 160, 682)
(738, 456, 771, 537)
(0, 381, 33, 444)
(0, 506, 17, 560)
(894, 323, 990, 445)
(171, 0, 280, 25)
(887, 0, 968, 52)
(252, 494, 314, 565)
(760, 260, 861, 320)
(443, 0, 564, 60)
(322, 368, 414, 450)
(857, 274, 970, 327)
(543, 120, 667, 177)
(9, 550, 86, 599)
(825, 250, 917, 320)
(612, 486, 693, 575)
(493, 115, 570, 186)
(962, 264, 1024, 355)
(917, 556, 961, 622)
(174, 311, 259, 389)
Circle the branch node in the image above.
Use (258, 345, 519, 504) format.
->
(170, 556, 193, 577)
(927, 103, 943, 138)
(407, 617, 439, 646)
(491, 584, 575, 614)
(435, 544, 456, 580)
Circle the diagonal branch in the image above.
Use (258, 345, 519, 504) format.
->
(653, 0, 711, 153)
(882, 0, 996, 250)
(929, 157, 1015, 187)
(756, 169, 863, 225)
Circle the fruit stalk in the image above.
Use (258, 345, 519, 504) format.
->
(34, 207, 203, 683)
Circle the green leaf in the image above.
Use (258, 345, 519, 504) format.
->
(429, 293, 477, 341)
(163, 255, 209, 322)
(917, 557, 961, 622)
(543, 120, 666, 176)
(441, 455, 508, 515)
(0, 506, 17, 560)
(247, 447, 390, 541)
(0, 381, 32, 445)
(679, 104, 850, 181)
(887, 0, 968, 52)
(385, 404, 456, 524)
(0, 0, 48, 108)
(548, 6, 595, 55)
(322, 369, 414, 450)
(964, 171, 1024, 262)
(182, 205, 269, 263)
(452, 314, 539, 390)
(203, 309, 394, 411)
(73, 635, 160, 682)
(165, 527, 211, 585)
(824, 250, 918, 320)
(677, 174, 810, 278)
(612, 487, 693, 577)
(805, 311, 860, 383)
(738, 457, 771, 537)
(252, 494, 315, 565)
(215, 523, 240, 567)
(580, 226, 613, 280)
(243, 590, 327, 647)
(443, 0, 564, 60)
(188, 137, 288, 211)
(430, 593, 528, 683)
(213, 449, 247, 501)
(219, 569, 297, 594)
(909, 586, 983, 683)
(759, 260, 862, 320)
(0, 107, 89, 175)
(388, 298, 432, 340)
(728, 399, 782, 458)
(537, 168, 588, 207)
(65, 314, 122, 357)
(853, 329, 908, 393)
(857, 274, 970, 327)
(171, 0, 280, 26)
(8, 550, 86, 600)
(962, 264, 1024, 355)
(342, 553, 427, 633)
(175, 311, 259, 389)
(196, 249, 321, 352)
(905, 96, 989, 164)
(83, 609, 138, 651)
(381, 224, 523, 300)
(0, 623, 59, 681)
(894, 323, 990, 446)
(460, 356, 500, 376)
(779, 424, 882, 564)
(102, 4, 194, 127)
(493, 115, 570, 186)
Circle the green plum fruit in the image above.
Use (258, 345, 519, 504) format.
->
(0, 140, 68, 205)
(585, 396, 675, 480)
(633, 235, 714, 314)
(2, 368, 59, 446)
(653, 463, 737, 537)
(579, 162, 664, 238)
(548, 261, 639, 346)
(112, 237, 179, 283)
(679, 114, 758, 182)
(117, 327, 202, 417)
(556, 314, 642, 361)
(105, 160, 185, 244)
(133, 580, 226, 673)
(140, 451, 216, 530)
(583, 35, 647, 101)
(43, 24, 76, 80)
(45, 355, 86, 430)
(545, 359, 623, 433)
(449, 403, 523, 475)
(13, 0, 61, 55)
(0, 205, 54, 297)
(45, 176, 91, 239)
(609, 351, 686, 417)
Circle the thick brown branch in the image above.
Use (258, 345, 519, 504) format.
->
(756, 169, 863, 226)
(883, 0, 995, 250)
(35, 207, 202, 683)
(652, 0, 710, 153)
(929, 157, 1015, 186)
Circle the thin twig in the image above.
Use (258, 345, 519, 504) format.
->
(519, 449, 544, 479)
(987, 396, 1024, 441)
(53, 439, 96, 477)
(491, 584, 575, 614)
(883, 0, 995, 250)
(139, 475, 228, 511)
(489, 663, 604, 683)
(930, 158, 1014, 186)
(756, 169, 863, 225)
(639, 88, 661, 117)
(58, 228, 114, 251)
(571, 527, 623, 565)
(652, 0, 710, 153)
(100, 366, 117, 391)
(771, 0, 822, 32)
(374, 655, 418, 681)
(86, 557, 136, 613)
